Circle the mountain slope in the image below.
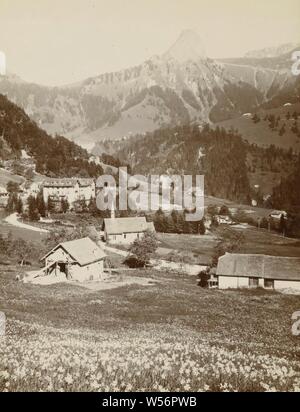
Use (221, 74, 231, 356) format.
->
(216, 102, 300, 152)
(0, 94, 103, 177)
(0, 32, 298, 147)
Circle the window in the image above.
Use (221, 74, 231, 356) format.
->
(249, 277, 259, 288)
(264, 279, 274, 289)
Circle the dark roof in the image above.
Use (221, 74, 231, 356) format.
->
(43, 178, 94, 188)
(216, 253, 300, 281)
(43, 179, 77, 188)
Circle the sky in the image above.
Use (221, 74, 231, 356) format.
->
(0, 0, 299, 86)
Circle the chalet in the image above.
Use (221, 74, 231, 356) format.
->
(216, 253, 300, 291)
(39, 237, 106, 282)
(103, 216, 155, 245)
(42, 178, 95, 207)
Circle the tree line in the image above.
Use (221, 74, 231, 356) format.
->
(0, 94, 103, 178)
(153, 209, 206, 235)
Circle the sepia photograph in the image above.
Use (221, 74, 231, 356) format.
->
(0, 0, 300, 398)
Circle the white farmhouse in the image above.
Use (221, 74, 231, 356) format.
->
(103, 217, 155, 245)
(39, 237, 106, 282)
(216, 253, 300, 291)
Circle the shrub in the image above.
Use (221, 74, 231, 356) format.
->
(124, 231, 158, 268)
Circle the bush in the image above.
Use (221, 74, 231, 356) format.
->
(198, 269, 210, 288)
(123, 256, 146, 268)
(124, 231, 158, 268)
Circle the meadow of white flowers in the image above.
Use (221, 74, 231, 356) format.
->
(0, 319, 299, 392)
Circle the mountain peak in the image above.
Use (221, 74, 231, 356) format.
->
(164, 30, 206, 62)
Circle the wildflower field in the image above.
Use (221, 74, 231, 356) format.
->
(0, 265, 300, 392)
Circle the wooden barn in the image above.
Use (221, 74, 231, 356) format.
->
(216, 253, 300, 291)
(40, 237, 106, 282)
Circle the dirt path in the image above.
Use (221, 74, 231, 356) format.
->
(4, 213, 49, 233)
(100, 242, 206, 275)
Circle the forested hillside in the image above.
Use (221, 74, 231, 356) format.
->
(117, 124, 252, 204)
(0, 94, 103, 178)
(116, 123, 299, 205)
(271, 155, 300, 213)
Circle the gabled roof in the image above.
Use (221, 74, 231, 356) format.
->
(216, 253, 300, 281)
(104, 217, 155, 235)
(41, 237, 106, 266)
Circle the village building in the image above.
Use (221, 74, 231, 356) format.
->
(103, 216, 155, 245)
(215, 215, 233, 225)
(0, 185, 8, 207)
(39, 237, 106, 283)
(216, 253, 300, 291)
(42, 178, 95, 207)
(269, 210, 288, 220)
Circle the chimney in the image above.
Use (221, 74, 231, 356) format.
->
(111, 197, 115, 219)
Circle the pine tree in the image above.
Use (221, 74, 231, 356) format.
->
(279, 214, 286, 236)
(6, 193, 18, 213)
(88, 197, 96, 214)
(279, 124, 286, 136)
(6, 181, 19, 194)
(47, 196, 55, 213)
(16, 197, 23, 214)
(61, 198, 69, 213)
(198, 219, 206, 235)
(36, 191, 46, 217)
(27, 195, 39, 221)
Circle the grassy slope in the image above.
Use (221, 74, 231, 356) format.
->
(0, 266, 298, 344)
(216, 103, 300, 152)
(0, 168, 24, 187)
(157, 227, 300, 261)
(204, 195, 273, 218)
